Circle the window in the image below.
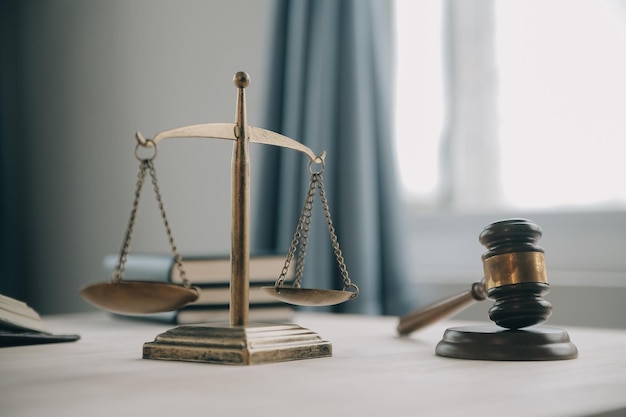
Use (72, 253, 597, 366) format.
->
(394, 0, 626, 211)
(394, 0, 444, 202)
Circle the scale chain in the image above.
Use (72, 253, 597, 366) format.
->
(112, 159, 146, 284)
(277, 169, 357, 296)
(113, 142, 190, 288)
(277, 174, 315, 288)
(315, 173, 355, 292)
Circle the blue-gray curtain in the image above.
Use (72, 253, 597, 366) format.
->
(253, 0, 415, 315)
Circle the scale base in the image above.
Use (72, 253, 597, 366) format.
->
(435, 324, 578, 361)
(143, 321, 332, 365)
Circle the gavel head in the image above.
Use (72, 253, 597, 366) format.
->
(479, 219, 553, 329)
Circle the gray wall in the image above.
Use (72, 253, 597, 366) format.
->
(8, 0, 272, 314)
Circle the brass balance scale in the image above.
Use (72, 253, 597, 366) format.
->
(81, 71, 359, 365)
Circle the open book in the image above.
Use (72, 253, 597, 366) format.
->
(0, 293, 79, 347)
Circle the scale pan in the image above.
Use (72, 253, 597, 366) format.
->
(261, 286, 357, 307)
(80, 281, 199, 314)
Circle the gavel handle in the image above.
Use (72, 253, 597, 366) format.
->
(397, 281, 487, 336)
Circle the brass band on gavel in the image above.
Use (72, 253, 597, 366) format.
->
(482, 251, 548, 290)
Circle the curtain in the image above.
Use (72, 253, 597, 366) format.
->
(253, 0, 415, 315)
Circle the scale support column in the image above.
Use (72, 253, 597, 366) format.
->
(230, 72, 250, 326)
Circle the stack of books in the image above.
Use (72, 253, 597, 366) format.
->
(102, 253, 295, 324)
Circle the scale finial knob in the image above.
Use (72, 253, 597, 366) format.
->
(234, 71, 250, 88)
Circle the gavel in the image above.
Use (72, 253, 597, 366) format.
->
(398, 218, 553, 335)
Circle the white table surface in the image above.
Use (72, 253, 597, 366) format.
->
(1, 312, 625, 417)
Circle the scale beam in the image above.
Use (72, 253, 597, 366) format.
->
(136, 125, 325, 163)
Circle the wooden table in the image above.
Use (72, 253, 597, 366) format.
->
(1, 312, 625, 417)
